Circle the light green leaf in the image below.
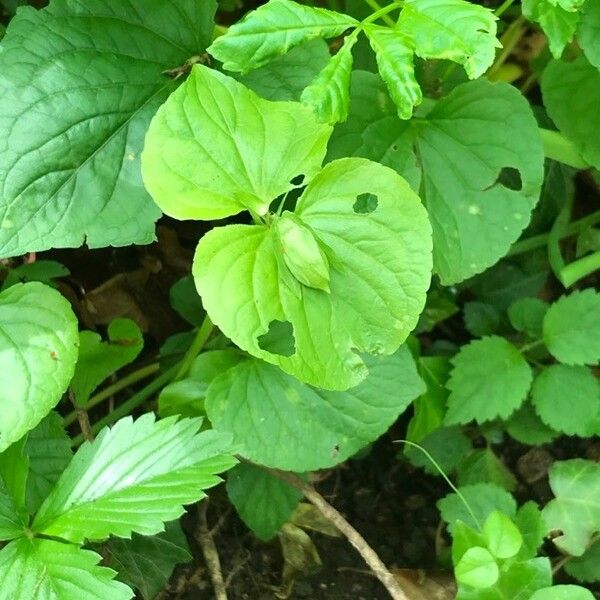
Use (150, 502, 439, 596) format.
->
(142, 65, 332, 221)
(32, 414, 236, 543)
(530, 586, 595, 600)
(445, 336, 532, 425)
(0, 0, 217, 258)
(326, 71, 422, 191)
(542, 57, 600, 169)
(456, 546, 499, 588)
(505, 401, 559, 446)
(438, 483, 517, 533)
(543, 289, 600, 365)
(483, 511, 523, 559)
(207, 348, 424, 471)
(565, 538, 600, 583)
(105, 521, 192, 600)
(194, 157, 432, 390)
(452, 520, 487, 565)
(458, 448, 517, 492)
(207, 0, 358, 72)
(301, 33, 357, 123)
(508, 297, 548, 339)
(579, 0, 600, 69)
(238, 39, 331, 102)
(522, 0, 580, 57)
(227, 463, 303, 540)
(515, 502, 546, 560)
(397, 0, 499, 79)
(531, 365, 600, 437)
(71, 319, 143, 407)
(24, 412, 72, 514)
(0, 538, 133, 600)
(0, 282, 78, 453)
(415, 79, 544, 284)
(363, 25, 421, 120)
(543, 459, 600, 556)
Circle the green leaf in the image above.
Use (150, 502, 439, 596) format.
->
(407, 426, 472, 475)
(105, 521, 192, 600)
(543, 289, 600, 365)
(170, 276, 205, 327)
(363, 25, 421, 120)
(508, 297, 548, 339)
(542, 57, 600, 169)
(23, 412, 72, 514)
(542, 459, 600, 556)
(1, 260, 69, 291)
(530, 586, 595, 600)
(142, 65, 332, 221)
(483, 511, 523, 559)
(301, 33, 357, 123)
(207, 0, 358, 72)
(0, 282, 78, 453)
(531, 365, 600, 437)
(455, 546, 499, 588)
(326, 71, 422, 191)
(32, 414, 236, 543)
(0, 441, 28, 541)
(579, 0, 600, 69)
(438, 483, 517, 533)
(397, 0, 499, 79)
(71, 319, 143, 407)
(445, 336, 532, 425)
(515, 501, 546, 560)
(227, 463, 303, 540)
(207, 348, 424, 471)
(464, 302, 501, 337)
(458, 449, 517, 492)
(0, 538, 133, 600)
(522, 0, 580, 58)
(415, 79, 544, 284)
(452, 520, 487, 565)
(194, 157, 432, 390)
(238, 39, 331, 102)
(505, 401, 559, 446)
(0, 0, 217, 258)
(565, 538, 600, 583)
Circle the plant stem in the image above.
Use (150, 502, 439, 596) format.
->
(487, 16, 525, 79)
(361, 0, 397, 26)
(267, 467, 410, 600)
(519, 339, 545, 354)
(68, 390, 94, 442)
(175, 315, 214, 380)
(494, 0, 516, 17)
(560, 250, 600, 287)
(63, 362, 160, 426)
(540, 128, 589, 170)
(508, 210, 600, 257)
(197, 501, 228, 600)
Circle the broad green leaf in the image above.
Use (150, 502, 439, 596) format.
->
(327, 71, 422, 191)
(0, 441, 28, 540)
(24, 412, 72, 514)
(142, 65, 332, 221)
(458, 449, 517, 492)
(32, 414, 236, 543)
(1, 260, 69, 291)
(227, 463, 302, 540)
(515, 502, 546, 560)
(71, 319, 143, 407)
(194, 157, 432, 390)
(505, 401, 559, 446)
(301, 33, 357, 123)
(543, 459, 600, 556)
(415, 79, 544, 284)
(508, 297, 548, 339)
(407, 426, 471, 475)
(0, 282, 78, 453)
(483, 511, 522, 559)
(207, 348, 425, 471)
(530, 586, 595, 600)
(455, 546, 499, 588)
(438, 483, 517, 533)
(0, 0, 217, 258)
(207, 0, 358, 72)
(363, 25, 421, 120)
(238, 39, 331, 101)
(531, 365, 600, 436)
(543, 289, 600, 365)
(0, 538, 132, 600)
(452, 521, 487, 565)
(445, 337, 532, 424)
(579, 0, 600, 69)
(542, 57, 600, 169)
(170, 276, 205, 327)
(565, 539, 600, 583)
(106, 521, 191, 600)
(397, 0, 499, 79)
(522, 0, 580, 57)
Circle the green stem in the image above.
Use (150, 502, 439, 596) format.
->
(63, 363, 160, 426)
(519, 339, 545, 354)
(494, 0, 516, 17)
(540, 128, 589, 170)
(361, 0, 397, 26)
(508, 210, 600, 257)
(175, 315, 214, 381)
(361, 1, 402, 27)
(560, 250, 600, 288)
(487, 16, 525, 79)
